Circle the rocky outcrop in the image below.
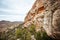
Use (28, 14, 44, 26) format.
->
(23, 0, 60, 39)
(23, 0, 44, 29)
(43, 0, 60, 39)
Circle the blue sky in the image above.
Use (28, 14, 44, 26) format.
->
(0, 0, 35, 21)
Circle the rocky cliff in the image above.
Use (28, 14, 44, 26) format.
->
(23, 0, 60, 39)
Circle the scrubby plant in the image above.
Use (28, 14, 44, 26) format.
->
(15, 28, 23, 38)
(35, 30, 51, 40)
(29, 24, 36, 35)
(15, 28, 31, 40)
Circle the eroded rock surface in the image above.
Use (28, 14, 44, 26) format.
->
(23, 0, 60, 39)
(43, 0, 60, 39)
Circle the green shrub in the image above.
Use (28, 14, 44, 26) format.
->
(15, 28, 23, 38)
(15, 28, 31, 40)
(15, 24, 52, 40)
(29, 24, 36, 35)
(35, 31, 51, 40)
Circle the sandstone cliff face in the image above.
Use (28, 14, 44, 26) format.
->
(23, 0, 60, 39)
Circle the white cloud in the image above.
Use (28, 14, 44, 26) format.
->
(0, 15, 25, 21)
(0, 0, 35, 21)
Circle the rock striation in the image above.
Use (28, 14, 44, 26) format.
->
(23, 0, 60, 39)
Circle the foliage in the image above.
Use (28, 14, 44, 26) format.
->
(15, 28, 23, 38)
(0, 32, 6, 40)
(29, 24, 36, 35)
(15, 28, 31, 40)
(0, 24, 52, 40)
(35, 31, 51, 40)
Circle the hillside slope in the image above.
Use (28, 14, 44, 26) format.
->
(0, 20, 23, 32)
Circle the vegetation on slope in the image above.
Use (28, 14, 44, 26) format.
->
(0, 24, 53, 40)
